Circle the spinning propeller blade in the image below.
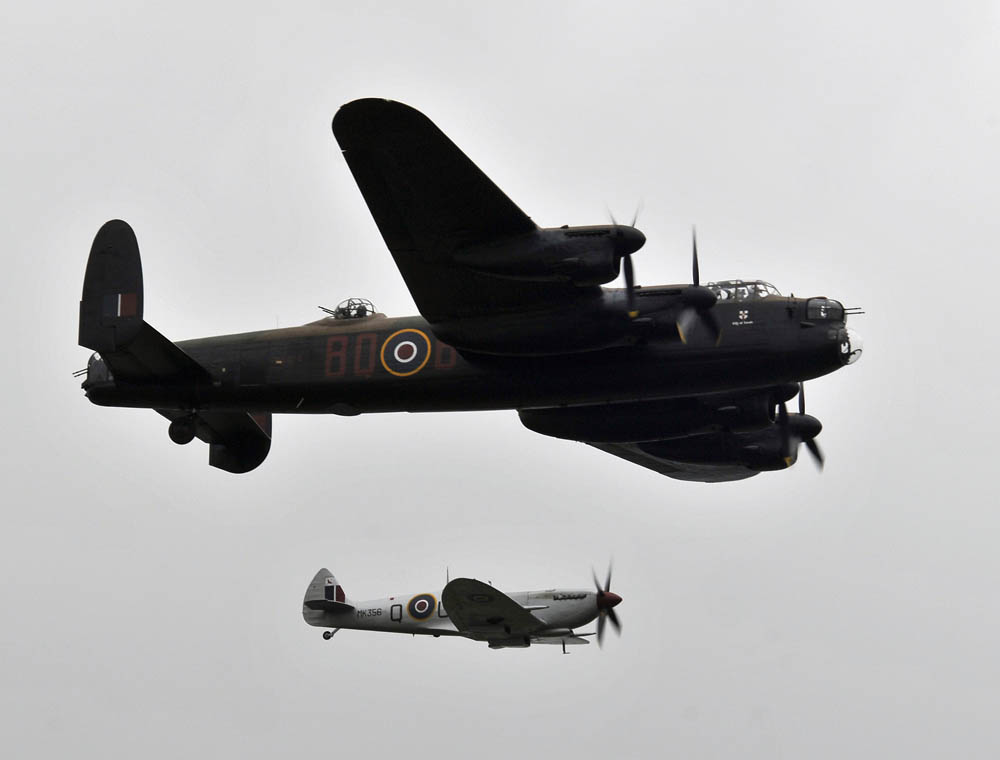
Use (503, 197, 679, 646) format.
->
(592, 562, 622, 647)
(797, 383, 824, 469)
(676, 227, 721, 345)
(805, 437, 825, 468)
(692, 226, 700, 286)
(778, 383, 824, 469)
(607, 607, 622, 633)
(623, 253, 636, 317)
(610, 205, 644, 319)
(778, 399, 792, 461)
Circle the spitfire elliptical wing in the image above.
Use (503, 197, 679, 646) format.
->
(442, 578, 547, 639)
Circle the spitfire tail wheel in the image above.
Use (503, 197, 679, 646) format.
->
(168, 416, 196, 445)
(592, 562, 623, 647)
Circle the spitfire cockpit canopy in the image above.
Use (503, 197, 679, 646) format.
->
(707, 280, 781, 300)
(321, 298, 376, 320)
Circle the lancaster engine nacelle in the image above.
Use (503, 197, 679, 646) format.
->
(455, 225, 645, 286)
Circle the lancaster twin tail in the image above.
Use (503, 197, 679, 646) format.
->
(77, 98, 863, 481)
(302, 567, 622, 652)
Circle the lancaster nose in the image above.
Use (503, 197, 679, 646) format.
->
(597, 591, 622, 610)
(840, 327, 863, 365)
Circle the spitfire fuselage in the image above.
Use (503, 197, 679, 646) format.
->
(303, 588, 601, 639)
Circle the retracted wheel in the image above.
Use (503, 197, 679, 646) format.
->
(168, 416, 197, 445)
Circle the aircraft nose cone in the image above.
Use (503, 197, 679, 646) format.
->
(792, 413, 823, 440)
(841, 327, 863, 365)
(617, 226, 646, 256)
(597, 591, 623, 610)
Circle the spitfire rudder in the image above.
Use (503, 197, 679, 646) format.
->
(302, 568, 353, 621)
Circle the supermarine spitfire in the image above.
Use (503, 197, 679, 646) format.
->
(78, 98, 863, 481)
(302, 567, 622, 652)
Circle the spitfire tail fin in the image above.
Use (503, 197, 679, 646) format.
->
(303, 568, 354, 621)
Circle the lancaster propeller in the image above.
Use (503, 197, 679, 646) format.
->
(777, 382, 824, 469)
(676, 227, 722, 346)
(610, 205, 644, 319)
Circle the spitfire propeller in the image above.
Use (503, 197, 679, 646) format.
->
(777, 382, 824, 469)
(592, 564, 623, 646)
(676, 227, 721, 346)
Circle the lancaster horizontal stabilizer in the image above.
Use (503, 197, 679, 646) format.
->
(157, 410, 272, 474)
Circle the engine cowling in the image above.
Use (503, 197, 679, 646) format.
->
(637, 410, 821, 472)
(454, 225, 645, 286)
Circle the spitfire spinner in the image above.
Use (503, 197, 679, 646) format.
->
(302, 567, 622, 652)
(78, 98, 863, 481)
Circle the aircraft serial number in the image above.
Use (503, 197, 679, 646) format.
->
(357, 608, 383, 618)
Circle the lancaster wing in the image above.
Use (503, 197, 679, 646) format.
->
(332, 98, 591, 323)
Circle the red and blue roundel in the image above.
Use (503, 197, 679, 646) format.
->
(380, 329, 432, 377)
(407, 593, 436, 620)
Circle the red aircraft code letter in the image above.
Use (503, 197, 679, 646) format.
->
(325, 336, 348, 377)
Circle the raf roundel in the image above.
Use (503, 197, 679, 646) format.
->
(380, 329, 432, 377)
(407, 593, 436, 620)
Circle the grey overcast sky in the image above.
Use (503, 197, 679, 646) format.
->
(2, 1, 999, 757)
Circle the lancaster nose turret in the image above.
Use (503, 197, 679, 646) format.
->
(841, 327, 864, 365)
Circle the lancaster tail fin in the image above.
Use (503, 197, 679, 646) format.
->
(79, 220, 209, 384)
(79, 219, 144, 354)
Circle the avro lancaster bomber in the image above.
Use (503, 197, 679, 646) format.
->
(78, 98, 862, 480)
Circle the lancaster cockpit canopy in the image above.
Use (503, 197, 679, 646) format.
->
(707, 280, 781, 301)
(322, 298, 376, 319)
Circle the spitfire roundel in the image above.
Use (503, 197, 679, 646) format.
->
(407, 593, 436, 620)
(380, 329, 432, 377)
